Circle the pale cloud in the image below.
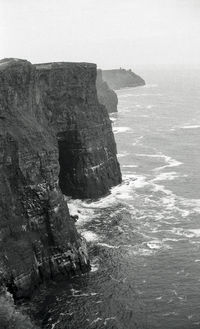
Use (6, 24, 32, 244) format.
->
(0, 0, 199, 67)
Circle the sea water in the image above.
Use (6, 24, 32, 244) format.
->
(33, 68, 200, 329)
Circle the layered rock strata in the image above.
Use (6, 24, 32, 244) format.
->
(34, 62, 121, 198)
(0, 58, 121, 298)
(102, 68, 145, 90)
(96, 69, 118, 113)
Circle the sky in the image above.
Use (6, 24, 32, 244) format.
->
(1, 0, 200, 69)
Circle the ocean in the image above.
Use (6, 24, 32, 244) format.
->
(32, 68, 200, 329)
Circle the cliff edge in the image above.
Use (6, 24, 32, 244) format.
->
(102, 68, 145, 90)
(0, 58, 122, 298)
(96, 69, 118, 113)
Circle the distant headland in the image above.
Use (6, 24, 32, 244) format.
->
(101, 68, 145, 90)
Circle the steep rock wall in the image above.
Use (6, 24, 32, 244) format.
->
(0, 58, 121, 298)
(96, 69, 118, 113)
(102, 68, 145, 90)
(34, 62, 121, 199)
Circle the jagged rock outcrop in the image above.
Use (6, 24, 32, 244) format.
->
(0, 58, 121, 298)
(96, 70, 118, 113)
(102, 68, 145, 90)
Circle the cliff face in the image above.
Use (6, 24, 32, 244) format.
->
(0, 58, 121, 298)
(102, 68, 145, 90)
(35, 62, 121, 198)
(96, 70, 118, 113)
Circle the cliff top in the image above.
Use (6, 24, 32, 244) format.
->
(102, 68, 133, 72)
(35, 62, 96, 70)
(0, 58, 30, 70)
(0, 58, 97, 72)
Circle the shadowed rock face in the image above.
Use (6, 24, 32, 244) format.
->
(96, 69, 118, 113)
(0, 58, 121, 298)
(35, 62, 122, 199)
(102, 68, 145, 90)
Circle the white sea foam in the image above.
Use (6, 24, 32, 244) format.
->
(119, 93, 134, 98)
(188, 229, 200, 237)
(171, 228, 196, 238)
(110, 117, 117, 122)
(97, 243, 120, 249)
(171, 124, 200, 131)
(67, 177, 135, 214)
(90, 257, 100, 272)
(90, 318, 102, 325)
(122, 173, 148, 189)
(136, 248, 155, 256)
(133, 114, 150, 118)
(151, 182, 172, 195)
(133, 175, 148, 188)
(153, 171, 179, 182)
(147, 240, 162, 250)
(132, 136, 144, 146)
(127, 246, 154, 257)
(112, 187, 133, 201)
(149, 153, 183, 171)
(71, 288, 81, 295)
(66, 198, 96, 226)
(136, 153, 165, 158)
(181, 125, 200, 129)
(117, 152, 130, 158)
(162, 238, 179, 242)
(161, 195, 176, 207)
(163, 312, 178, 317)
(104, 317, 116, 325)
(179, 198, 200, 214)
(136, 153, 181, 170)
(51, 320, 60, 329)
(131, 93, 163, 97)
(81, 231, 99, 242)
(150, 181, 181, 211)
(93, 174, 147, 204)
(113, 127, 131, 134)
(155, 160, 182, 171)
(122, 164, 138, 168)
(118, 105, 131, 111)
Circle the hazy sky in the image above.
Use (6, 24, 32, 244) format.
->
(1, 0, 200, 68)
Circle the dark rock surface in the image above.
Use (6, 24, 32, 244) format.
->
(34, 62, 121, 199)
(96, 69, 118, 113)
(0, 58, 121, 298)
(102, 68, 145, 90)
(0, 288, 37, 328)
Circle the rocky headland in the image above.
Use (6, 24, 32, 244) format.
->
(102, 68, 145, 90)
(96, 69, 118, 113)
(0, 57, 122, 309)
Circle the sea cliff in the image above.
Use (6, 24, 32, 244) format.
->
(0, 58, 121, 301)
(35, 62, 121, 198)
(96, 69, 118, 113)
(102, 68, 145, 90)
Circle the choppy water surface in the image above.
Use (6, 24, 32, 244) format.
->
(33, 69, 200, 329)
